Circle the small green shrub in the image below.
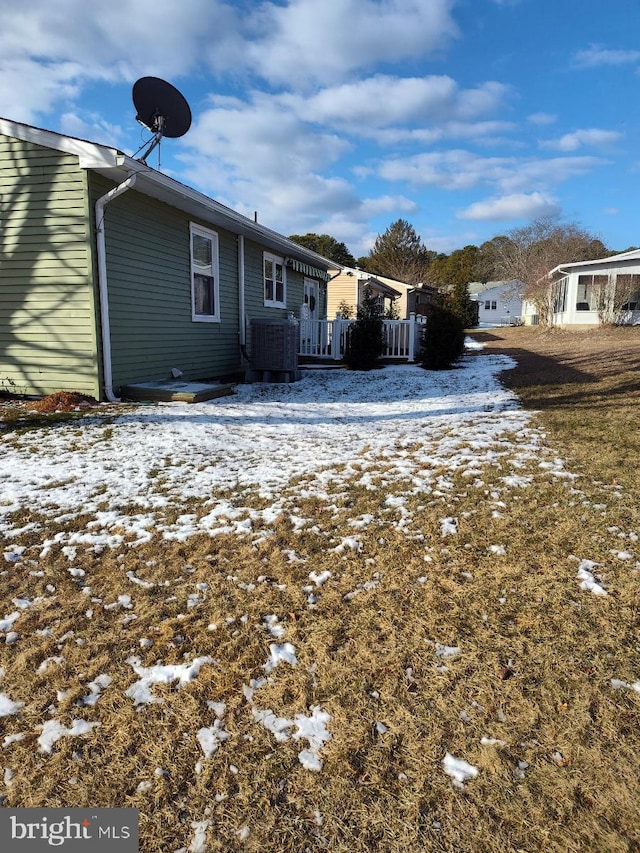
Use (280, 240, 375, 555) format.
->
(418, 305, 465, 370)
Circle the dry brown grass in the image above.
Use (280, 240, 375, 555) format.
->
(471, 325, 640, 494)
(1, 329, 640, 852)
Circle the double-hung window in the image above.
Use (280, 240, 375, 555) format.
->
(264, 252, 286, 308)
(190, 223, 220, 322)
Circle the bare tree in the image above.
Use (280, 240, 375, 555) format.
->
(481, 217, 609, 324)
(600, 273, 640, 324)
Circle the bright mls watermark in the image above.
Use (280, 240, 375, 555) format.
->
(0, 809, 138, 851)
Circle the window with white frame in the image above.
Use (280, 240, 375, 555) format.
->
(264, 252, 286, 307)
(190, 223, 219, 322)
(484, 300, 497, 310)
(576, 274, 608, 311)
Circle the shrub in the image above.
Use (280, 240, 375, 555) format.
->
(345, 287, 385, 370)
(417, 305, 465, 370)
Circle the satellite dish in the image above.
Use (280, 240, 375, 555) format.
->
(132, 76, 192, 164)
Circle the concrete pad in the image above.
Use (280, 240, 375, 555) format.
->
(121, 380, 235, 403)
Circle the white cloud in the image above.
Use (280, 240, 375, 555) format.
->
(58, 112, 126, 147)
(379, 150, 511, 189)
(527, 112, 556, 126)
(0, 0, 240, 121)
(0, 59, 90, 123)
(310, 195, 418, 256)
(458, 193, 560, 222)
(377, 149, 607, 194)
(279, 76, 511, 136)
(501, 155, 607, 192)
(574, 45, 640, 68)
(540, 128, 622, 152)
(244, 0, 459, 87)
(422, 232, 481, 253)
(175, 95, 415, 242)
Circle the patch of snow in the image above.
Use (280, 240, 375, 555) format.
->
(442, 752, 479, 788)
(197, 720, 230, 758)
(264, 643, 297, 673)
(576, 560, 607, 596)
(611, 678, 640, 694)
(125, 656, 213, 705)
(0, 693, 24, 717)
(309, 570, 331, 587)
(435, 643, 461, 660)
(187, 820, 210, 853)
(37, 719, 100, 754)
(440, 517, 458, 536)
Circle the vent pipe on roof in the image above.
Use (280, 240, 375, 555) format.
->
(95, 173, 137, 402)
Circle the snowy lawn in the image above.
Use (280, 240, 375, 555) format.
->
(1, 344, 639, 853)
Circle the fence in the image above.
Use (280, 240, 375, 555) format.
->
(299, 313, 427, 361)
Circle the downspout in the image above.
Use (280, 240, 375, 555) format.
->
(95, 174, 137, 402)
(238, 234, 249, 361)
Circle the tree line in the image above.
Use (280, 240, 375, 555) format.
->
(290, 217, 632, 325)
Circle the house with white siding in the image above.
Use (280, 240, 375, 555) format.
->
(468, 280, 524, 326)
(523, 248, 640, 327)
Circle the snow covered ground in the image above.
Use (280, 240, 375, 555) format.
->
(2, 344, 638, 850)
(1, 348, 560, 551)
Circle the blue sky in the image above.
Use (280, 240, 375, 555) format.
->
(1, 0, 638, 257)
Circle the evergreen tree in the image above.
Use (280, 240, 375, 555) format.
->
(288, 233, 356, 267)
(417, 306, 465, 370)
(366, 219, 435, 284)
(443, 245, 479, 327)
(345, 286, 385, 370)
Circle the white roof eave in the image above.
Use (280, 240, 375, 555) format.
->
(0, 117, 334, 273)
(549, 247, 640, 278)
(0, 117, 122, 169)
(92, 156, 334, 270)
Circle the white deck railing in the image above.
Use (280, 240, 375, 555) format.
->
(299, 313, 426, 361)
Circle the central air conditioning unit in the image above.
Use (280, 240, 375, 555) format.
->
(248, 317, 300, 382)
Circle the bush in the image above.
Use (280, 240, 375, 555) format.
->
(345, 287, 385, 370)
(417, 306, 465, 370)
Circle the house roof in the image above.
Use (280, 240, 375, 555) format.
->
(0, 117, 335, 277)
(467, 279, 523, 297)
(331, 265, 413, 292)
(361, 277, 402, 299)
(547, 247, 640, 279)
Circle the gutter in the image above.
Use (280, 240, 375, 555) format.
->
(95, 173, 137, 402)
(238, 234, 249, 360)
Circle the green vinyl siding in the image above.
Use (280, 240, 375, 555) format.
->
(242, 238, 326, 358)
(0, 136, 99, 397)
(243, 238, 303, 322)
(89, 175, 241, 388)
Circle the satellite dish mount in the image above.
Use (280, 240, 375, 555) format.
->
(132, 77, 192, 166)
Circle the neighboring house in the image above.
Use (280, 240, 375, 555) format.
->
(468, 280, 524, 326)
(327, 266, 439, 319)
(0, 118, 333, 400)
(327, 267, 403, 317)
(523, 248, 640, 327)
(407, 283, 441, 316)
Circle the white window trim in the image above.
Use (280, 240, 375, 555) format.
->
(190, 223, 220, 323)
(263, 251, 287, 309)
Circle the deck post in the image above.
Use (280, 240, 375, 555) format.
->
(408, 313, 417, 362)
(331, 312, 343, 360)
